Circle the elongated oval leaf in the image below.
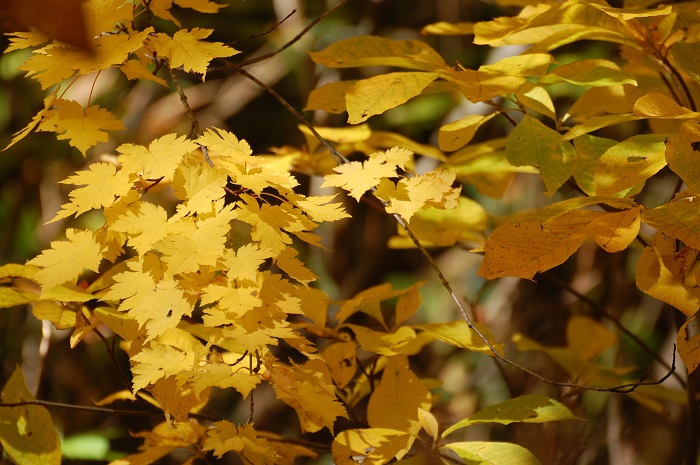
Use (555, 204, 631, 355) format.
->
(443, 441, 542, 465)
(442, 395, 582, 438)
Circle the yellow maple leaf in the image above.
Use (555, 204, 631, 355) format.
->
(51, 162, 134, 222)
(222, 244, 273, 282)
(197, 128, 254, 164)
(130, 342, 194, 393)
(321, 152, 399, 201)
(150, 28, 238, 76)
(119, 59, 167, 86)
(375, 169, 459, 220)
(28, 229, 104, 289)
(82, 28, 152, 72)
(5, 31, 50, 53)
(4, 91, 57, 151)
(236, 197, 299, 254)
(17, 45, 85, 89)
(39, 99, 125, 155)
(288, 193, 350, 223)
(276, 247, 317, 285)
(118, 133, 199, 181)
(111, 202, 170, 256)
(267, 358, 348, 433)
(103, 259, 194, 340)
(186, 363, 261, 398)
(201, 279, 263, 322)
(204, 422, 279, 464)
(172, 161, 228, 215)
(332, 428, 412, 465)
(156, 205, 237, 275)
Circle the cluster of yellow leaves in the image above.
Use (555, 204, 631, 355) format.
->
(5, 0, 236, 156)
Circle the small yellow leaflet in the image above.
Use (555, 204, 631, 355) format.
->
(321, 151, 401, 201)
(118, 133, 199, 181)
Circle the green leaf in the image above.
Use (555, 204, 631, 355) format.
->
(594, 134, 668, 196)
(506, 115, 573, 195)
(442, 395, 582, 437)
(309, 35, 447, 71)
(346, 72, 439, 124)
(0, 367, 61, 465)
(443, 441, 542, 465)
(573, 135, 617, 195)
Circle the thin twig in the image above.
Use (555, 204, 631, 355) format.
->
(0, 399, 219, 422)
(167, 65, 213, 167)
(541, 271, 685, 387)
(230, 1, 348, 69)
(229, 9, 297, 45)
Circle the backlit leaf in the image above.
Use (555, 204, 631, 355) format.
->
(29, 229, 104, 289)
(111, 202, 170, 256)
(540, 60, 636, 87)
(442, 395, 581, 437)
(204, 422, 279, 464)
(438, 112, 500, 152)
(150, 28, 237, 75)
(415, 320, 504, 355)
(0, 367, 61, 465)
(39, 100, 125, 155)
(443, 441, 542, 465)
(118, 133, 199, 181)
(642, 195, 700, 250)
(309, 35, 447, 71)
(666, 121, 700, 186)
(321, 151, 400, 201)
(332, 428, 412, 465)
(346, 72, 439, 124)
(594, 134, 668, 196)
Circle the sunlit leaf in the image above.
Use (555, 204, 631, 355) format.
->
(443, 441, 542, 465)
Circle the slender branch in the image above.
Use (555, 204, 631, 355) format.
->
(541, 271, 685, 387)
(233, 0, 348, 69)
(229, 9, 297, 46)
(167, 65, 213, 167)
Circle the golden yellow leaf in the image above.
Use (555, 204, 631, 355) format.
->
(201, 279, 262, 323)
(636, 233, 700, 316)
(438, 113, 499, 152)
(150, 28, 237, 76)
(309, 35, 447, 71)
(29, 229, 104, 289)
(516, 82, 556, 120)
(288, 193, 350, 223)
(421, 21, 474, 36)
(666, 121, 700, 187)
(104, 259, 193, 340)
(111, 202, 170, 256)
(51, 162, 134, 222)
(82, 28, 152, 72)
(332, 428, 413, 465)
(368, 354, 430, 431)
(276, 247, 317, 285)
(478, 217, 589, 280)
(267, 358, 348, 433)
(347, 325, 419, 356)
(130, 343, 194, 393)
(187, 362, 261, 398)
(17, 45, 85, 89)
(346, 72, 439, 124)
(540, 59, 636, 87)
(120, 59, 168, 86)
(321, 342, 357, 389)
(375, 169, 459, 221)
(157, 205, 237, 275)
(304, 80, 357, 114)
(572, 135, 617, 196)
(336, 283, 405, 326)
(480, 53, 554, 77)
(0, 367, 61, 465)
(594, 134, 668, 196)
(582, 205, 642, 253)
(394, 284, 422, 328)
(204, 422, 279, 464)
(415, 320, 504, 355)
(222, 244, 272, 282)
(39, 99, 125, 155)
(118, 133, 199, 181)
(642, 195, 700, 250)
(172, 162, 228, 215)
(197, 128, 254, 163)
(236, 197, 299, 254)
(321, 152, 399, 201)
(32, 301, 76, 330)
(5, 31, 50, 53)
(149, 375, 210, 422)
(4, 91, 58, 151)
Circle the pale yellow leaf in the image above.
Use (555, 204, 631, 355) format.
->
(111, 202, 170, 256)
(151, 28, 237, 75)
(118, 133, 199, 181)
(29, 229, 104, 289)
